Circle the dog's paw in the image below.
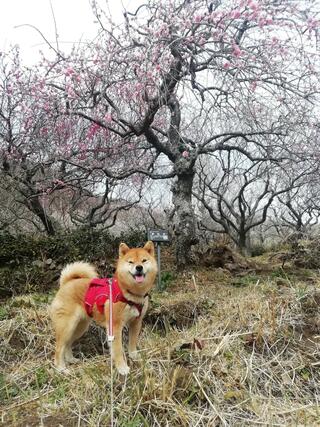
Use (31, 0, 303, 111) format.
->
(66, 356, 80, 364)
(55, 366, 71, 375)
(128, 351, 141, 361)
(117, 364, 130, 375)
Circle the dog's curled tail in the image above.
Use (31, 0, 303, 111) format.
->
(59, 262, 98, 287)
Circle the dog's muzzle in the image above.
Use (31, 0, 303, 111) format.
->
(132, 265, 145, 283)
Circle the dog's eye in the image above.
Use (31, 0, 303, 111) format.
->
(128, 260, 134, 264)
(142, 259, 147, 263)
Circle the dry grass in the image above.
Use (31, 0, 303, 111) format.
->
(1, 264, 319, 426)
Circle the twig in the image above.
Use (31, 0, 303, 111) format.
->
(1, 389, 54, 412)
(193, 373, 227, 426)
(191, 275, 198, 292)
(274, 404, 314, 415)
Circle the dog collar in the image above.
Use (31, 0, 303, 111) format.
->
(127, 289, 149, 299)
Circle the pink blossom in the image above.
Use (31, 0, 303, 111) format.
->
(53, 179, 66, 187)
(308, 18, 319, 30)
(65, 67, 75, 76)
(104, 113, 112, 124)
(248, 1, 258, 11)
(231, 10, 241, 19)
(87, 123, 100, 140)
(131, 175, 143, 185)
(79, 143, 88, 152)
(182, 150, 189, 158)
(223, 61, 231, 69)
(250, 81, 257, 91)
(135, 82, 144, 92)
(67, 86, 75, 98)
(233, 44, 242, 57)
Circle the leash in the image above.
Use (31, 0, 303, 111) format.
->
(107, 278, 114, 427)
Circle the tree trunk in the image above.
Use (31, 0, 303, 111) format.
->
(238, 232, 251, 257)
(27, 196, 56, 236)
(171, 169, 198, 269)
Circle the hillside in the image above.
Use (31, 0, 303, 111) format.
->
(1, 258, 319, 426)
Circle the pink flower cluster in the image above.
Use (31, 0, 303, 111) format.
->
(87, 123, 101, 140)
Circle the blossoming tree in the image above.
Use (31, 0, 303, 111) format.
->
(2, 0, 319, 266)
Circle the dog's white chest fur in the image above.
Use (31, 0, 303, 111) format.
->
(125, 305, 140, 321)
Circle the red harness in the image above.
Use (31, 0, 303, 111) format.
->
(84, 277, 144, 317)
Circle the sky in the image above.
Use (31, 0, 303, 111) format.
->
(0, 0, 141, 64)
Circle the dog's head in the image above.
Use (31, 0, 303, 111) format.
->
(116, 241, 158, 295)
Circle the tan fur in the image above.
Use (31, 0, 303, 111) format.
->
(50, 242, 157, 375)
(59, 261, 98, 287)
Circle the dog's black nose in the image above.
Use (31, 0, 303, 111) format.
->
(136, 265, 143, 273)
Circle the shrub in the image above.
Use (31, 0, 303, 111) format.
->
(250, 244, 266, 257)
(0, 228, 147, 296)
(286, 237, 320, 269)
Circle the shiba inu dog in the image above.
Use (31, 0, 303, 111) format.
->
(50, 241, 158, 375)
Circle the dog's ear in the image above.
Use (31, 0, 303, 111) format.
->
(143, 241, 155, 257)
(119, 243, 130, 257)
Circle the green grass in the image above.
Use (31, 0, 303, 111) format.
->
(230, 273, 259, 287)
(159, 270, 176, 291)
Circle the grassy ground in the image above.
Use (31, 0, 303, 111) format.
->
(1, 259, 319, 426)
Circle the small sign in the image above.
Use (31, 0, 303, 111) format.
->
(148, 229, 170, 242)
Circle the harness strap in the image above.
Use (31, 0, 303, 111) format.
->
(84, 277, 145, 317)
(125, 299, 144, 315)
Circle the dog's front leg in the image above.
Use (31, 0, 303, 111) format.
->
(128, 298, 148, 361)
(108, 303, 130, 375)
(128, 316, 143, 361)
